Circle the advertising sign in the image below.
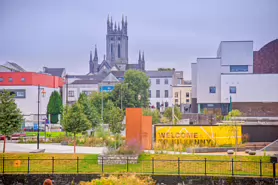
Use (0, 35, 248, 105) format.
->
(155, 125, 242, 146)
(100, 86, 115, 92)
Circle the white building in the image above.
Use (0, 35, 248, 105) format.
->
(0, 72, 64, 122)
(191, 40, 278, 116)
(146, 71, 184, 112)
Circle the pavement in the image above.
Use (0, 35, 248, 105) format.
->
(0, 143, 107, 154)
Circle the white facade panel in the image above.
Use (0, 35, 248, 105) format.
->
(197, 58, 221, 103)
(221, 74, 278, 103)
(191, 63, 197, 98)
(149, 77, 173, 110)
(0, 86, 60, 116)
(220, 41, 253, 66)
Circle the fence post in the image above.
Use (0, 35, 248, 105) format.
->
(126, 157, 129, 172)
(178, 157, 180, 175)
(259, 159, 262, 177)
(2, 157, 4, 174)
(205, 158, 207, 176)
(273, 162, 276, 178)
(231, 158, 234, 176)
(152, 157, 154, 175)
(52, 157, 54, 174)
(101, 156, 104, 174)
(77, 157, 79, 173)
(28, 157, 30, 174)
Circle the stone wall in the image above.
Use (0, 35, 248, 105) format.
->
(233, 102, 278, 117)
(182, 113, 217, 125)
(97, 155, 138, 165)
(0, 174, 276, 185)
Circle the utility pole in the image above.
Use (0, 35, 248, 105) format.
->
(37, 85, 40, 150)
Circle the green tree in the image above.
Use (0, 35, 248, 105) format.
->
(103, 100, 124, 134)
(78, 93, 101, 129)
(143, 108, 161, 124)
(164, 106, 182, 124)
(47, 91, 62, 123)
(110, 83, 134, 110)
(119, 70, 150, 108)
(0, 90, 24, 153)
(62, 103, 90, 153)
(90, 92, 111, 115)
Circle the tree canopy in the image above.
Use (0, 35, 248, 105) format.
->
(164, 106, 182, 124)
(47, 91, 62, 123)
(143, 108, 161, 124)
(0, 90, 24, 153)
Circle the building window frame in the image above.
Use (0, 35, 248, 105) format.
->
(149, 90, 151, 98)
(230, 65, 248, 72)
(156, 90, 160, 98)
(0, 78, 3, 82)
(156, 79, 160, 84)
(175, 92, 178, 98)
(68, 90, 75, 97)
(8, 77, 13, 82)
(186, 92, 189, 98)
(186, 99, 190, 103)
(164, 90, 168, 98)
(230, 86, 237, 94)
(209, 86, 216, 94)
(164, 79, 168, 84)
(21, 78, 26, 82)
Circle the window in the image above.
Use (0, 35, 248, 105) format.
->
(186, 99, 190, 103)
(175, 92, 178, 98)
(149, 90, 151, 98)
(175, 99, 178, 104)
(0, 78, 3, 82)
(156, 79, 160, 84)
(16, 91, 25, 97)
(230, 65, 248, 72)
(230, 86, 237, 94)
(68, 91, 74, 97)
(9, 78, 13, 82)
(209, 86, 216, 93)
(110, 44, 113, 54)
(118, 44, 121, 58)
(82, 91, 93, 96)
(165, 102, 169, 108)
(186, 92, 189, 98)
(118, 37, 121, 40)
(156, 90, 160, 98)
(21, 78, 26, 82)
(164, 79, 168, 84)
(164, 90, 168, 98)
(178, 79, 182, 84)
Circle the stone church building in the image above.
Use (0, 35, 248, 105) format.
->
(88, 15, 145, 75)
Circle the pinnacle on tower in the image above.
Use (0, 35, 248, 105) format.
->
(122, 15, 124, 24)
(107, 15, 110, 24)
(138, 50, 141, 61)
(90, 50, 92, 61)
(125, 16, 127, 25)
(93, 45, 98, 61)
(118, 22, 120, 31)
(142, 51, 145, 61)
(114, 21, 117, 31)
(110, 17, 113, 27)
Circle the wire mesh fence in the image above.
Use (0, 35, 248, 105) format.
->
(0, 157, 277, 177)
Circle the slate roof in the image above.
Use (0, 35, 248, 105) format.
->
(146, 70, 174, 78)
(98, 60, 111, 71)
(8, 62, 26, 72)
(2, 62, 26, 72)
(43, 67, 65, 77)
(111, 71, 125, 78)
(71, 79, 100, 84)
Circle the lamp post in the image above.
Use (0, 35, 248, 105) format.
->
(100, 84, 104, 125)
(37, 85, 45, 150)
(121, 83, 128, 110)
(138, 94, 141, 108)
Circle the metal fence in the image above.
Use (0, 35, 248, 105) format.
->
(0, 157, 277, 178)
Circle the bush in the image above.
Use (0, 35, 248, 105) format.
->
(79, 174, 155, 185)
(116, 140, 142, 155)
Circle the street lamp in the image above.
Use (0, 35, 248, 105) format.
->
(138, 94, 141, 108)
(37, 85, 45, 150)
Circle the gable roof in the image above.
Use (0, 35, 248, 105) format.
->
(102, 72, 119, 83)
(98, 60, 111, 71)
(71, 79, 100, 84)
(146, 70, 174, 78)
(3, 62, 26, 72)
(43, 67, 65, 77)
(111, 71, 125, 78)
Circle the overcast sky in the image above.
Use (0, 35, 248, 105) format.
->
(1, 0, 277, 79)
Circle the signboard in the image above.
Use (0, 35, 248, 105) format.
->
(100, 86, 115, 92)
(155, 125, 242, 146)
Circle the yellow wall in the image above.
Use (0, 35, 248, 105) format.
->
(155, 125, 242, 146)
(173, 86, 192, 105)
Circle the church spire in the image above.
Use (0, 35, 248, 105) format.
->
(142, 51, 145, 61)
(93, 45, 98, 61)
(138, 50, 141, 61)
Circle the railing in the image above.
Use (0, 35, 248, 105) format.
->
(0, 157, 277, 178)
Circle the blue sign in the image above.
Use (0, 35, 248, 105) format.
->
(34, 124, 38, 131)
(100, 86, 115, 92)
(117, 77, 125, 81)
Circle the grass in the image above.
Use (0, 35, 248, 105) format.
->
(0, 153, 276, 177)
(25, 132, 82, 138)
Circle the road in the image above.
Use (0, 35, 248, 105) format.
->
(0, 143, 107, 154)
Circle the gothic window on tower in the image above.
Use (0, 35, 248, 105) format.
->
(118, 44, 121, 58)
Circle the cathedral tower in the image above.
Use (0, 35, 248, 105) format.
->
(106, 15, 128, 66)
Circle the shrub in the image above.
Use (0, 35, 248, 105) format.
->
(117, 140, 142, 155)
(79, 174, 155, 185)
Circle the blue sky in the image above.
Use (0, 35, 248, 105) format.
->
(0, 0, 277, 79)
